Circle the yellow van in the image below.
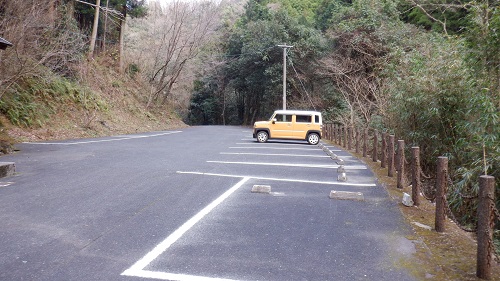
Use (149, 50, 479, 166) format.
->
(253, 110, 323, 145)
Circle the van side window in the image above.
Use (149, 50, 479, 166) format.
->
(275, 114, 292, 122)
(296, 115, 311, 123)
(315, 115, 320, 123)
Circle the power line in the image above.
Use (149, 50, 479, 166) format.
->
(74, 0, 124, 19)
(205, 45, 276, 59)
(288, 54, 316, 110)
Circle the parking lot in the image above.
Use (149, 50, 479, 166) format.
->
(0, 126, 417, 281)
(121, 129, 416, 281)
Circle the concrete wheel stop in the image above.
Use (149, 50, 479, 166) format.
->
(0, 162, 15, 178)
(329, 190, 364, 201)
(251, 185, 271, 194)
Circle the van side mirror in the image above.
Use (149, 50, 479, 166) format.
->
(272, 118, 277, 124)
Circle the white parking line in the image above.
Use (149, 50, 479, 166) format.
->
(221, 152, 330, 158)
(207, 160, 367, 170)
(122, 271, 237, 281)
(230, 147, 320, 151)
(23, 131, 182, 145)
(176, 171, 376, 187)
(234, 143, 342, 151)
(235, 142, 313, 146)
(122, 177, 250, 281)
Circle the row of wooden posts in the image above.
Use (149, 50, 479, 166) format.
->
(323, 123, 497, 280)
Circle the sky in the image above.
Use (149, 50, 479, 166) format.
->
(146, 0, 205, 5)
(145, 0, 224, 10)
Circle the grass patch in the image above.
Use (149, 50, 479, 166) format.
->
(0, 76, 108, 128)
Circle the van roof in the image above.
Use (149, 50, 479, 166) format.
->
(273, 110, 321, 115)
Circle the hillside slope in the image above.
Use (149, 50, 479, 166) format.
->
(1, 57, 187, 148)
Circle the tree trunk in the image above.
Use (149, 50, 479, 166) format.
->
(103, 0, 109, 52)
(89, 0, 101, 59)
(119, 4, 126, 73)
(48, 0, 57, 26)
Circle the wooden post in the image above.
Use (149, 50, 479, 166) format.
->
(435, 156, 448, 233)
(337, 125, 341, 145)
(372, 129, 378, 162)
(477, 175, 495, 280)
(347, 127, 352, 150)
(351, 126, 355, 150)
(411, 147, 421, 206)
(331, 124, 334, 141)
(395, 138, 400, 171)
(343, 127, 347, 148)
(363, 128, 368, 158)
(381, 132, 387, 168)
(338, 126, 342, 146)
(340, 126, 343, 145)
(343, 126, 346, 148)
(388, 135, 395, 177)
(332, 124, 337, 143)
(355, 128, 360, 154)
(347, 126, 354, 150)
(397, 140, 405, 189)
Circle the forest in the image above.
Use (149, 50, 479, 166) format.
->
(0, 0, 499, 251)
(185, 0, 499, 246)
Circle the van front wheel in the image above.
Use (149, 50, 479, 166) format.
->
(256, 131, 269, 143)
(307, 133, 320, 145)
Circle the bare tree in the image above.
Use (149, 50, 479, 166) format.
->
(0, 0, 85, 97)
(317, 31, 388, 126)
(405, 0, 471, 36)
(406, 0, 500, 102)
(127, 0, 219, 108)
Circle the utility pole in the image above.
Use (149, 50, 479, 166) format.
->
(277, 44, 293, 110)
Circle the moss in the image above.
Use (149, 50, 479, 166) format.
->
(0, 75, 109, 129)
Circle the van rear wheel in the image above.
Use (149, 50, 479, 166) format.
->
(256, 131, 269, 143)
(307, 133, 320, 145)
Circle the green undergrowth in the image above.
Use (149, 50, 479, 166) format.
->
(0, 76, 108, 128)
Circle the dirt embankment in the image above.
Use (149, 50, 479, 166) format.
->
(0, 58, 188, 148)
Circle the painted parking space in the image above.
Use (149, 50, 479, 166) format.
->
(122, 129, 415, 281)
(215, 140, 378, 186)
(123, 177, 393, 281)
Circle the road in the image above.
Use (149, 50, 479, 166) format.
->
(0, 126, 417, 281)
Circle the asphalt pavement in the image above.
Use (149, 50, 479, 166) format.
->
(0, 126, 418, 281)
